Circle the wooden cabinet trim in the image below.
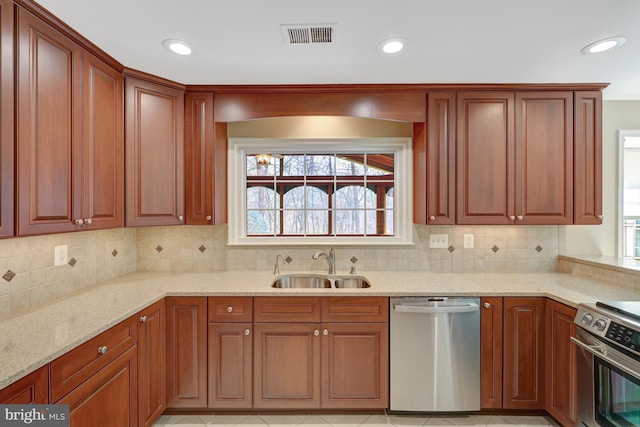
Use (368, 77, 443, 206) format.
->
(50, 316, 137, 403)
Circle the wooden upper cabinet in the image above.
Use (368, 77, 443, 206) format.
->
(457, 92, 515, 224)
(15, 7, 123, 236)
(427, 92, 456, 224)
(0, 0, 13, 238)
(81, 52, 123, 230)
(125, 77, 185, 226)
(185, 92, 214, 224)
(503, 297, 545, 410)
(574, 91, 603, 224)
(515, 92, 573, 224)
(16, 7, 83, 235)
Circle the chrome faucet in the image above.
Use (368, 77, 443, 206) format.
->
(273, 255, 292, 275)
(312, 247, 336, 275)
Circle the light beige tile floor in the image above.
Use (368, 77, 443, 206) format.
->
(152, 413, 560, 427)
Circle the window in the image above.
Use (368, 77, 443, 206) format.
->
(228, 138, 412, 245)
(620, 131, 640, 259)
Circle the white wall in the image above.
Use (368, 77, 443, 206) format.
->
(562, 101, 640, 257)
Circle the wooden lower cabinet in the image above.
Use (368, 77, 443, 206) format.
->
(480, 297, 503, 409)
(503, 297, 546, 410)
(321, 323, 388, 408)
(253, 323, 321, 409)
(545, 299, 578, 427)
(166, 297, 207, 408)
(58, 345, 138, 427)
(208, 322, 252, 408)
(0, 365, 48, 404)
(138, 299, 166, 427)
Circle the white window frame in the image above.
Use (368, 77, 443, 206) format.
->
(228, 137, 413, 246)
(619, 130, 640, 258)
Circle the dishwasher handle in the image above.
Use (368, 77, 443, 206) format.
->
(393, 302, 479, 314)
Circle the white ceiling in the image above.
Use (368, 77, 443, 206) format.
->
(36, 0, 640, 100)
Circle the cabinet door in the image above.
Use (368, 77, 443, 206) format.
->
(0, 366, 48, 404)
(58, 345, 137, 427)
(185, 92, 214, 224)
(503, 297, 545, 410)
(138, 300, 166, 427)
(480, 297, 503, 409)
(545, 299, 578, 427)
(253, 323, 321, 409)
(125, 77, 184, 226)
(166, 297, 207, 408)
(515, 92, 573, 224)
(16, 6, 83, 235)
(456, 92, 515, 224)
(321, 323, 388, 409)
(208, 323, 252, 408)
(0, 0, 13, 238)
(427, 92, 456, 225)
(81, 52, 123, 230)
(574, 91, 603, 224)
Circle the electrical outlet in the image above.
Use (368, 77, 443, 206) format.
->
(429, 234, 448, 248)
(54, 245, 68, 266)
(464, 234, 475, 248)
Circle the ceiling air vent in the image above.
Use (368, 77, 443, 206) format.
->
(281, 24, 336, 46)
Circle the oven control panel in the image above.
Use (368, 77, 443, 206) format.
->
(606, 321, 640, 353)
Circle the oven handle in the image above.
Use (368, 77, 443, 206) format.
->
(571, 336, 640, 379)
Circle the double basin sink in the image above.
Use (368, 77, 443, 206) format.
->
(271, 274, 371, 289)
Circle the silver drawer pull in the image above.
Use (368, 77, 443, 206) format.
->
(98, 345, 108, 354)
(244, 329, 250, 336)
(483, 302, 491, 309)
(140, 316, 147, 323)
(227, 306, 233, 313)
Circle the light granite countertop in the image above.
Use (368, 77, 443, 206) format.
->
(1, 269, 639, 389)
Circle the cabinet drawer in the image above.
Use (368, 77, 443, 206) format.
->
(50, 316, 137, 402)
(208, 297, 252, 322)
(322, 297, 388, 323)
(254, 297, 321, 323)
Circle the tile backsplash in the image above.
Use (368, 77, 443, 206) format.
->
(136, 224, 559, 274)
(0, 228, 136, 316)
(0, 224, 559, 316)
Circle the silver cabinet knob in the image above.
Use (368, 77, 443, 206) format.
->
(244, 328, 250, 336)
(98, 345, 108, 354)
(227, 306, 233, 313)
(516, 215, 524, 221)
(323, 329, 329, 336)
(178, 215, 184, 221)
(597, 215, 604, 220)
(314, 329, 320, 337)
(74, 219, 83, 225)
(206, 215, 212, 221)
(84, 218, 92, 225)
(429, 216, 436, 221)
(140, 316, 147, 323)
(508, 216, 515, 221)
(483, 302, 491, 309)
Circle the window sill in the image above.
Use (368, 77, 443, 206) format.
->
(227, 235, 415, 247)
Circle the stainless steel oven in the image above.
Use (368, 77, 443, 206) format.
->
(573, 302, 640, 427)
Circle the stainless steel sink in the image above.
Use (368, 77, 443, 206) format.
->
(271, 274, 370, 289)
(334, 276, 371, 288)
(271, 274, 332, 288)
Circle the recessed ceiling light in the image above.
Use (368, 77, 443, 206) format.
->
(378, 38, 406, 54)
(581, 36, 626, 55)
(162, 39, 193, 55)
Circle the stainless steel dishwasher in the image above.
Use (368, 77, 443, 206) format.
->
(390, 297, 480, 412)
